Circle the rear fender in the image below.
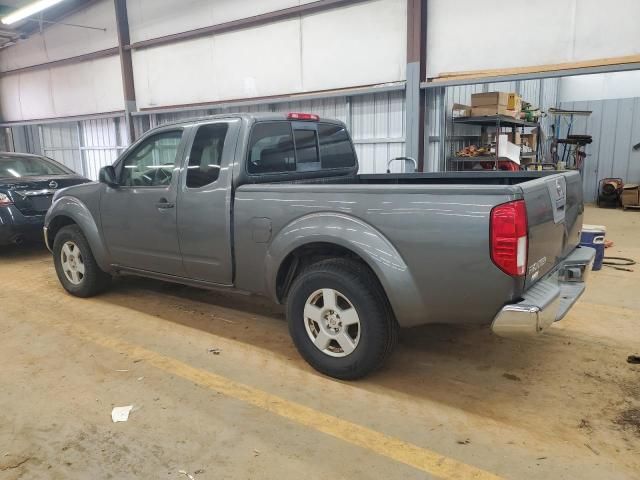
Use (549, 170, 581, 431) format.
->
(265, 212, 427, 327)
(45, 196, 111, 272)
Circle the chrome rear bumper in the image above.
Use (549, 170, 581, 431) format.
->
(492, 246, 596, 338)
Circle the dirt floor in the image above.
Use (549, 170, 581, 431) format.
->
(1, 205, 639, 480)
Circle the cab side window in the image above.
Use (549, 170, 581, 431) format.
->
(120, 131, 182, 187)
(186, 123, 229, 188)
(247, 122, 295, 174)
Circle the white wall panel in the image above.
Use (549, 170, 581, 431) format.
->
(301, 0, 406, 91)
(0, 56, 124, 122)
(133, 19, 301, 109)
(426, 0, 640, 78)
(0, 0, 117, 72)
(128, 0, 307, 43)
(14, 70, 54, 120)
(573, 0, 639, 61)
(132, 37, 217, 108)
(0, 74, 24, 122)
(213, 19, 302, 100)
(132, 0, 405, 109)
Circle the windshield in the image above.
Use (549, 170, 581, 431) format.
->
(0, 156, 72, 178)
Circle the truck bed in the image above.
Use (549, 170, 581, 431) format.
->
(234, 170, 583, 328)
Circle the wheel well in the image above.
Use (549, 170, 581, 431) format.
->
(47, 215, 76, 245)
(276, 242, 384, 303)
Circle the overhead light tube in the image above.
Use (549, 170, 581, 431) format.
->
(1, 0, 65, 25)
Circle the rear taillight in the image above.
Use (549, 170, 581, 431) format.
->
(287, 112, 319, 121)
(0, 193, 13, 206)
(490, 200, 528, 276)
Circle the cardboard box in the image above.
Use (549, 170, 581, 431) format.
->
(622, 184, 640, 207)
(471, 105, 519, 118)
(505, 132, 522, 145)
(471, 92, 521, 108)
(520, 132, 538, 150)
(452, 103, 472, 118)
(471, 92, 510, 107)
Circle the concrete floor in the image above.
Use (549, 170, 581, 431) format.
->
(1, 206, 639, 480)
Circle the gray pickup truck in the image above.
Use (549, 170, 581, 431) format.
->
(44, 112, 594, 379)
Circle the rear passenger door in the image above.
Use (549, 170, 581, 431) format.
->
(176, 119, 240, 285)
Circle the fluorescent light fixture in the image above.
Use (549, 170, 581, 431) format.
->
(1, 0, 65, 25)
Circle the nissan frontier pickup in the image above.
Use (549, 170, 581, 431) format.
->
(44, 112, 595, 379)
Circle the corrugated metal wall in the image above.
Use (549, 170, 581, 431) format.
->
(81, 118, 127, 180)
(24, 117, 127, 180)
(350, 91, 406, 173)
(143, 91, 407, 173)
(560, 97, 640, 202)
(7, 80, 567, 181)
(40, 123, 83, 173)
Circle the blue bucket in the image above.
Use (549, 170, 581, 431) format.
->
(580, 224, 606, 271)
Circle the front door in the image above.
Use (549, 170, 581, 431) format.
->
(176, 119, 239, 284)
(100, 129, 185, 276)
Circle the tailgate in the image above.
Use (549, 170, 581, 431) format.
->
(520, 171, 583, 288)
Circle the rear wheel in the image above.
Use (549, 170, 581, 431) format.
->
(53, 225, 111, 297)
(286, 259, 397, 379)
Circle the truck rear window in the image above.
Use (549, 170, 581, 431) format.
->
(247, 121, 355, 174)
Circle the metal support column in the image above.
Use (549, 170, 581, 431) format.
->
(114, 0, 136, 144)
(405, 0, 427, 170)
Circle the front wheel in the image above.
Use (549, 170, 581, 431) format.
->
(53, 225, 111, 297)
(286, 259, 397, 379)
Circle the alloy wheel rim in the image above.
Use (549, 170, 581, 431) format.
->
(303, 288, 361, 358)
(60, 241, 85, 285)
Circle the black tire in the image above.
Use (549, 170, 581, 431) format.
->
(53, 225, 111, 297)
(286, 258, 398, 380)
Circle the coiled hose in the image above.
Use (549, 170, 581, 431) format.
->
(602, 257, 636, 272)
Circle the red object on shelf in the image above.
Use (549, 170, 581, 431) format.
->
(479, 160, 520, 171)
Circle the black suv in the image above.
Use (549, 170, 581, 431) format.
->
(0, 152, 89, 246)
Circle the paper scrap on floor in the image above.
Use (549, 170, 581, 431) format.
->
(111, 405, 134, 423)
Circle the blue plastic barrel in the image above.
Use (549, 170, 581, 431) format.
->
(580, 224, 606, 271)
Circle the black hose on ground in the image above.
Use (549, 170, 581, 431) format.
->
(602, 257, 636, 272)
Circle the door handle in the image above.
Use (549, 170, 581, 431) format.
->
(156, 199, 175, 209)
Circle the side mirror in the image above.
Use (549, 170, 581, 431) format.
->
(99, 165, 119, 188)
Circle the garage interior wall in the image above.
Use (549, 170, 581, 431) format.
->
(1, 0, 638, 183)
(425, 0, 640, 79)
(0, 0, 122, 121)
(558, 71, 640, 202)
(130, 0, 406, 108)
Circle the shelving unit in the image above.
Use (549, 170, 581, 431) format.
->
(548, 108, 592, 173)
(447, 115, 541, 171)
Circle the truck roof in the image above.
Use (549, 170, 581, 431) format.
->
(153, 112, 346, 130)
